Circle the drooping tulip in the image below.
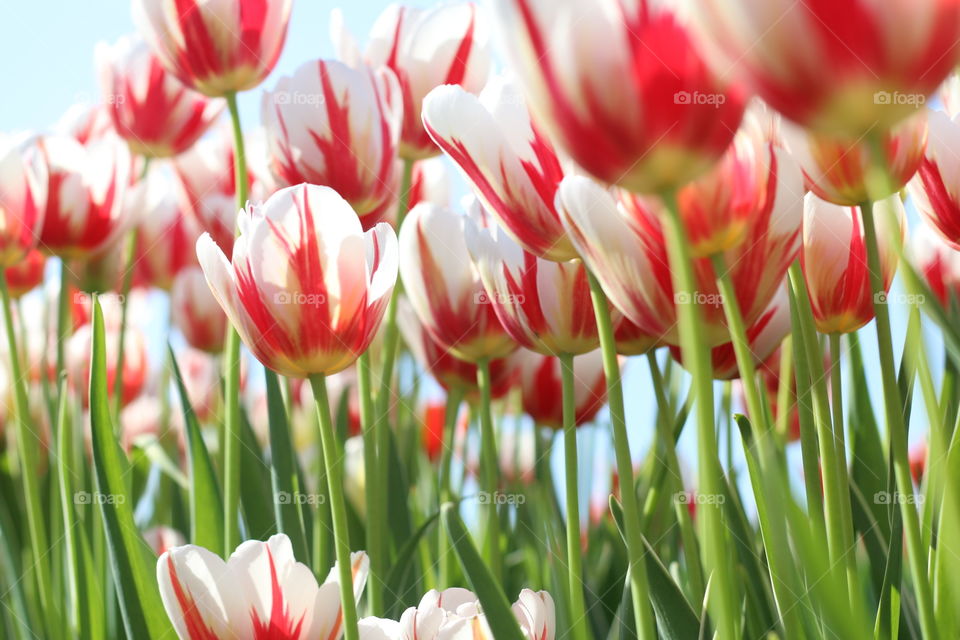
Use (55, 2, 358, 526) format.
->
(0, 134, 47, 267)
(36, 134, 130, 259)
(511, 348, 607, 430)
(908, 110, 960, 249)
(491, 0, 746, 194)
(158, 534, 367, 640)
(171, 266, 227, 353)
(399, 202, 517, 361)
(5, 249, 46, 298)
(332, 3, 491, 159)
(130, 170, 200, 290)
(196, 184, 398, 378)
(262, 59, 401, 227)
(694, 0, 960, 136)
(132, 0, 293, 97)
(66, 322, 147, 408)
(909, 222, 960, 307)
(801, 194, 903, 334)
(96, 35, 223, 157)
(783, 110, 927, 206)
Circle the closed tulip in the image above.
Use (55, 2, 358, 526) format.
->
(262, 59, 401, 227)
(133, 0, 292, 97)
(158, 534, 367, 640)
(511, 348, 607, 430)
(910, 222, 960, 307)
(802, 194, 903, 334)
(332, 3, 491, 159)
(0, 134, 47, 268)
(196, 184, 398, 378)
(423, 75, 575, 261)
(131, 171, 200, 290)
(908, 110, 960, 249)
(694, 0, 960, 136)
(399, 202, 516, 361)
(171, 267, 227, 353)
(408, 157, 454, 210)
(5, 249, 46, 298)
(96, 35, 222, 157)
(491, 0, 746, 194)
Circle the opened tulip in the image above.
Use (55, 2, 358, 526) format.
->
(158, 533, 367, 640)
(130, 171, 200, 290)
(0, 134, 47, 267)
(196, 183, 398, 378)
(399, 202, 517, 361)
(783, 110, 927, 205)
(332, 2, 491, 159)
(491, 0, 746, 194)
(908, 110, 960, 248)
(262, 60, 400, 227)
(910, 222, 960, 307)
(171, 266, 227, 353)
(133, 0, 292, 97)
(511, 348, 607, 429)
(802, 194, 903, 334)
(5, 250, 45, 298)
(96, 35, 222, 157)
(423, 75, 575, 261)
(36, 134, 130, 259)
(694, 0, 960, 136)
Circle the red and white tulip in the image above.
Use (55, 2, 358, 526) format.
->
(0, 134, 47, 268)
(511, 348, 607, 430)
(908, 110, 960, 249)
(5, 249, 46, 298)
(910, 222, 960, 307)
(131, 170, 200, 290)
(66, 322, 147, 408)
(171, 267, 228, 353)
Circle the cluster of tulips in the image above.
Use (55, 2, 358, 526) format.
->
(6, 0, 960, 638)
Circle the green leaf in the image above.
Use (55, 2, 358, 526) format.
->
(169, 346, 223, 550)
(441, 503, 526, 640)
(89, 300, 172, 639)
(238, 410, 276, 540)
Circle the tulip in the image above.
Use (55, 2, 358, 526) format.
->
(910, 440, 928, 484)
(783, 110, 927, 206)
(408, 157, 454, 210)
(130, 171, 200, 290)
(491, 0, 746, 194)
(174, 347, 224, 423)
(754, 347, 801, 442)
(120, 394, 184, 452)
(5, 249, 46, 298)
(0, 134, 47, 267)
(171, 267, 228, 353)
(511, 348, 607, 430)
(35, 134, 130, 259)
(693, 0, 960, 136)
(66, 322, 147, 408)
(614, 315, 659, 356)
(132, 0, 292, 97)
(909, 222, 960, 307)
(332, 3, 491, 159)
(399, 202, 517, 361)
(142, 526, 186, 556)
(941, 72, 960, 118)
(196, 183, 398, 378)
(96, 35, 223, 157)
(262, 59, 401, 228)
(55, 103, 114, 145)
(802, 194, 903, 334)
(908, 110, 960, 249)
(423, 75, 576, 261)
(158, 534, 368, 640)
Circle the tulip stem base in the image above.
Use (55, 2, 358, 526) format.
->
(476, 357, 502, 581)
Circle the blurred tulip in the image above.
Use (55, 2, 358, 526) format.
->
(399, 202, 517, 361)
(69, 237, 126, 294)
(142, 526, 185, 557)
(131, 171, 200, 290)
(262, 59, 401, 227)
(36, 135, 130, 259)
(158, 534, 367, 639)
(556, 160, 803, 347)
(908, 110, 960, 249)
(174, 347, 223, 423)
(511, 348, 607, 430)
(171, 267, 227, 353)
(423, 75, 576, 261)
(941, 72, 960, 118)
(910, 440, 928, 484)
(197, 184, 398, 378)
(5, 249, 46, 298)
(0, 134, 47, 267)
(613, 315, 659, 356)
(754, 347, 801, 442)
(332, 3, 491, 159)
(783, 110, 927, 206)
(420, 400, 447, 462)
(695, 0, 960, 136)
(120, 394, 184, 452)
(96, 35, 222, 157)
(491, 0, 746, 194)
(66, 322, 147, 408)
(802, 194, 903, 334)
(910, 222, 960, 307)
(133, 0, 292, 97)
(55, 103, 114, 145)
(408, 157, 454, 210)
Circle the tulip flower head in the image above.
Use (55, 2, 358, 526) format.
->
(910, 222, 960, 308)
(96, 35, 223, 157)
(332, 3, 491, 159)
(4, 249, 46, 298)
(0, 134, 47, 268)
(66, 322, 147, 408)
(197, 184, 398, 378)
(130, 170, 200, 290)
(801, 194, 903, 334)
(133, 0, 293, 97)
(171, 266, 228, 353)
(511, 348, 607, 430)
(694, 0, 960, 136)
(55, 103, 114, 145)
(408, 157, 454, 210)
(158, 533, 368, 639)
(491, 0, 746, 194)
(908, 110, 960, 249)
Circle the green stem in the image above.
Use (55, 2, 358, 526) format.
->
(56, 260, 70, 380)
(860, 200, 937, 638)
(0, 274, 52, 623)
(438, 386, 465, 589)
(221, 91, 248, 555)
(355, 353, 383, 613)
(559, 353, 590, 640)
(309, 375, 360, 640)
(475, 357, 502, 581)
(111, 228, 138, 418)
(659, 192, 739, 639)
(774, 337, 794, 441)
(585, 270, 656, 640)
